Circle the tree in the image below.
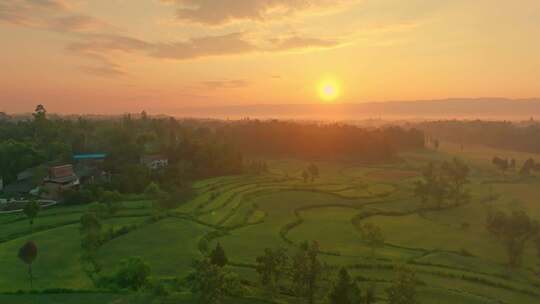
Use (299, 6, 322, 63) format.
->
(18, 241, 38, 289)
(80, 212, 102, 276)
(88, 202, 109, 219)
(520, 158, 535, 176)
(100, 190, 123, 216)
(486, 210, 539, 266)
(365, 285, 376, 304)
(255, 247, 288, 294)
(302, 170, 309, 183)
(414, 162, 448, 209)
(492, 157, 509, 175)
(414, 159, 470, 209)
(386, 267, 419, 304)
(33, 104, 47, 121)
(441, 158, 471, 206)
(144, 182, 162, 198)
(190, 258, 243, 304)
(210, 243, 228, 267)
(114, 257, 151, 291)
(308, 163, 319, 182)
(510, 159, 516, 169)
(360, 223, 385, 257)
(328, 267, 361, 304)
(23, 200, 40, 232)
(292, 241, 323, 304)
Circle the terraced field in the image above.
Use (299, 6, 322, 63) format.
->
(1, 143, 540, 303)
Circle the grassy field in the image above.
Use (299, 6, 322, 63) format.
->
(1, 142, 540, 303)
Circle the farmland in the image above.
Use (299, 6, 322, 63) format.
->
(1, 142, 540, 303)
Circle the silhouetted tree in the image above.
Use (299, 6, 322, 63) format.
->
(492, 157, 509, 175)
(33, 104, 47, 121)
(302, 170, 310, 183)
(210, 243, 228, 267)
(292, 241, 323, 304)
(520, 158, 535, 176)
(360, 223, 385, 257)
(255, 246, 288, 294)
(18, 241, 38, 288)
(308, 163, 319, 182)
(328, 267, 361, 304)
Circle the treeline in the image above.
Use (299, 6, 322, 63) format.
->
(417, 120, 540, 153)
(0, 106, 242, 192)
(220, 120, 424, 160)
(1, 107, 424, 196)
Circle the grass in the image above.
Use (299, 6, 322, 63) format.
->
(97, 218, 211, 278)
(2, 142, 540, 303)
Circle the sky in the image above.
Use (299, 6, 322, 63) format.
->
(0, 0, 539, 114)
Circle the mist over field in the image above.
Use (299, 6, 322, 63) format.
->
(172, 98, 540, 120)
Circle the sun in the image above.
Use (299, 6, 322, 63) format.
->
(318, 80, 340, 101)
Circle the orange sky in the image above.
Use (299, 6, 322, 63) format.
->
(1, 0, 539, 114)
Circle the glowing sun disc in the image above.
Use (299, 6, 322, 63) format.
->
(318, 80, 340, 101)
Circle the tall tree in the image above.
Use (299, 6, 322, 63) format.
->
(210, 243, 228, 267)
(18, 241, 38, 289)
(328, 267, 361, 304)
(386, 267, 419, 304)
(80, 212, 103, 277)
(292, 241, 323, 304)
(23, 200, 40, 232)
(308, 163, 319, 182)
(255, 247, 288, 295)
(360, 223, 385, 257)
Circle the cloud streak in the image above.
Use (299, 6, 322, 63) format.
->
(201, 79, 251, 90)
(0, 0, 109, 32)
(66, 31, 341, 76)
(162, 0, 355, 25)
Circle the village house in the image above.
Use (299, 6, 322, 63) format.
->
(140, 155, 169, 170)
(73, 153, 110, 184)
(42, 165, 80, 199)
(1, 167, 41, 199)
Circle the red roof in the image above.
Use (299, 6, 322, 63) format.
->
(49, 165, 75, 179)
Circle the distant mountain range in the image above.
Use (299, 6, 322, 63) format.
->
(173, 98, 540, 120)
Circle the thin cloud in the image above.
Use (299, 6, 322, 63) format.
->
(151, 32, 257, 59)
(49, 15, 111, 33)
(0, 0, 108, 33)
(78, 64, 126, 77)
(66, 31, 342, 76)
(201, 79, 251, 90)
(162, 0, 356, 25)
(270, 35, 341, 51)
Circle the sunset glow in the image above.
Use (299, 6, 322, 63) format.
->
(1, 1, 540, 114)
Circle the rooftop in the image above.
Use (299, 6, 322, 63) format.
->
(73, 153, 107, 160)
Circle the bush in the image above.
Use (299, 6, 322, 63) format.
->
(62, 189, 96, 205)
(114, 257, 151, 291)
